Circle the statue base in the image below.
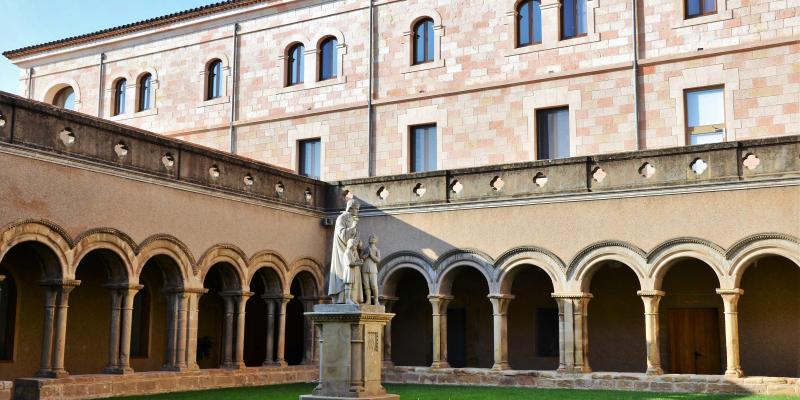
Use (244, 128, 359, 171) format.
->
(300, 304, 399, 400)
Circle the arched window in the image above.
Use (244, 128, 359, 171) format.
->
(413, 18, 435, 65)
(206, 59, 222, 100)
(113, 79, 127, 116)
(138, 73, 152, 112)
(517, 0, 542, 47)
(53, 86, 75, 110)
(0, 270, 16, 360)
(318, 37, 338, 81)
(287, 44, 305, 86)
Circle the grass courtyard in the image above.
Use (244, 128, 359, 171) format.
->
(111, 383, 795, 400)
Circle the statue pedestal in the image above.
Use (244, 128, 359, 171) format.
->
(300, 304, 399, 400)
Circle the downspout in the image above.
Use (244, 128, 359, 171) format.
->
(26, 67, 33, 99)
(632, 0, 642, 150)
(98, 53, 106, 117)
(229, 23, 240, 154)
(367, 0, 376, 176)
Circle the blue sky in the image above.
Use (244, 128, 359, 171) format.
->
(0, 0, 218, 94)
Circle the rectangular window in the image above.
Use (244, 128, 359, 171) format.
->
(685, 87, 725, 145)
(561, 0, 587, 39)
(410, 124, 437, 173)
(299, 139, 321, 179)
(536, 107, 570, 160)
(535, 308, 559, 357)
(685, 0, 717, 19)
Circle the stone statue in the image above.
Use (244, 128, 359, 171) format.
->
(328, 199, 360, 303)
(361, 234, 381, 306)
(345, 238, 364, 304)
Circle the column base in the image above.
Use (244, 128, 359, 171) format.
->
(491, 362, 510, 371)
(557, 366, 591, 374)
(228, 362, 246, 370)
(161, 365, 191, 372)
(38, 369, 69, 379)
(645, 367, 664, 376)
(725, 369, 744, 378)
(103, 366, 135, 375)
(430, 361, 449, 369)
(382, 360, 394, 368)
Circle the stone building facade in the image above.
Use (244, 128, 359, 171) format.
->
(1, 0, 799, 399)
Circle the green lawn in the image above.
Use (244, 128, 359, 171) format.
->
(110, 383, 794, 400)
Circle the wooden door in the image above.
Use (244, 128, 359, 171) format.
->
(667, 308, 721, 374)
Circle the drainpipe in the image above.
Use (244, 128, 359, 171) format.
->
(229, 23, 240, 154)
(632, 0, 642, 150)
(367, 0, 376, 176)
(98, 53, 106, 117)
(26, 67, 34, 99)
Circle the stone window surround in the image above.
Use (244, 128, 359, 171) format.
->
(198, 55, 231, 108)
(668, 64, 739, 146)
(402, 9, 446, 74)
(107, 69, 160, 121)
(398, 105, 447, 174)
(672, 0, 732, 29)
(504, 0, 600, 58)
(287, 121, 328, 180)
(40, 79, 83, 112)
(523, 86, 581, 160)
(275, 30, 348, 95)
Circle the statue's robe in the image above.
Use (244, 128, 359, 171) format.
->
(328, 211, 356, 301)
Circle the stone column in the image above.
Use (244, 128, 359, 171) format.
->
(162, 290, 179, 370)
(262, 295, 278, 366)
(103, 288, 122, 373)
(275, 294, 293, 366)
(175, 292, 190, 370)
(233, 292, 251, 369)
(428, 295, 452, 369)
(185, 289, 206, 370)
(637, 290, 665, 375)
(488, 294, 514, 371)
(380, 296, 399, 367)
(221, 295, 235, 368)
(717, 288, 744, 377)
(117, 284, 143, 374)
(50, 281, 80, 378)
(299, 297, 320, 365)
(552, 292, 592, 373)
(36, 286, 57, 377)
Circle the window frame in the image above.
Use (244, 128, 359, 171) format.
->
(683, 85, 726, 145)
(516, 0, 543, 48)
(137, 73, 152, 112)
(684, 0, 717, 19)
(113, 79, 127, 116)
(412, 18, 435, 66)
(318, 37, 338, 81)
(298, 138, 321, 179)
(560, 0, 588, 40)
(206, 59, 223, 101)
(535, 106, 571, 160)
(287, 43, 306, 87)
(409, 124, 438, 173)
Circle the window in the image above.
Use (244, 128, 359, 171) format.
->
(113, 79, 127, 116)
(0, 271, 16, 360)
(410, 124, 437, 173)
(138, 73, 152, 112)
(130, 286, 149, 358)
(299, 139, 321, 179)
(536, 107, 570, 160)
(413, 18, 435, 65)
(53, 86, 75, 110)
(517, 0, 542, 47)
(206, 59, 222, 100)
(318, 37, 338, 81)
(535, 308, 558, 357)
(685, 0, 716, 18)
(287, 44, 305, 86)
(685, 87, 725, 145)
(561, 0, 587, 39)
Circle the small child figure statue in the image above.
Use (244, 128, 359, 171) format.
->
(344, 238, 364, 304)
(361, 234, 381, 306)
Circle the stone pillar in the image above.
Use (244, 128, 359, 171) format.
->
(185, 289, 206, 370)
(637, 290, 665, 375)
(163, 290, 177, 369)
(262, 295, 278, 366)
(299, 296, 321, 365)
(221, 294, 235, 368)
(233, 292, 251, 369)
(552, 292, 592, 373)
(540, 0, 561, 44)
(175, 291, 189, 370)
(36, 286, 57, 377)
(380, 296, 399, 367)
(50, 281, 80, 378)
(717, 288, 744, 377)
(275, 294, 293, 366)
(428, 295, 453, 369)
(117, 284, 143, 374)
(104, 288, 123, 373)
(488, 294, 514, 371)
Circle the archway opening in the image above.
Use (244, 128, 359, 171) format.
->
(132, 255, 184, 372)
(198, 262, 241, 369)
(0, 242, 61, 380)
(286, 270, 317, 365)
(739, 255, 799, 377)
(66, 249, 128, 375)
(507, 264, 558, 370)
(660, 259, 723, 375)
(390, 268, 432, 366)
(446, 267, 491, 368)
(244, 267, 282, 367)
(587, 261, 645, 372)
